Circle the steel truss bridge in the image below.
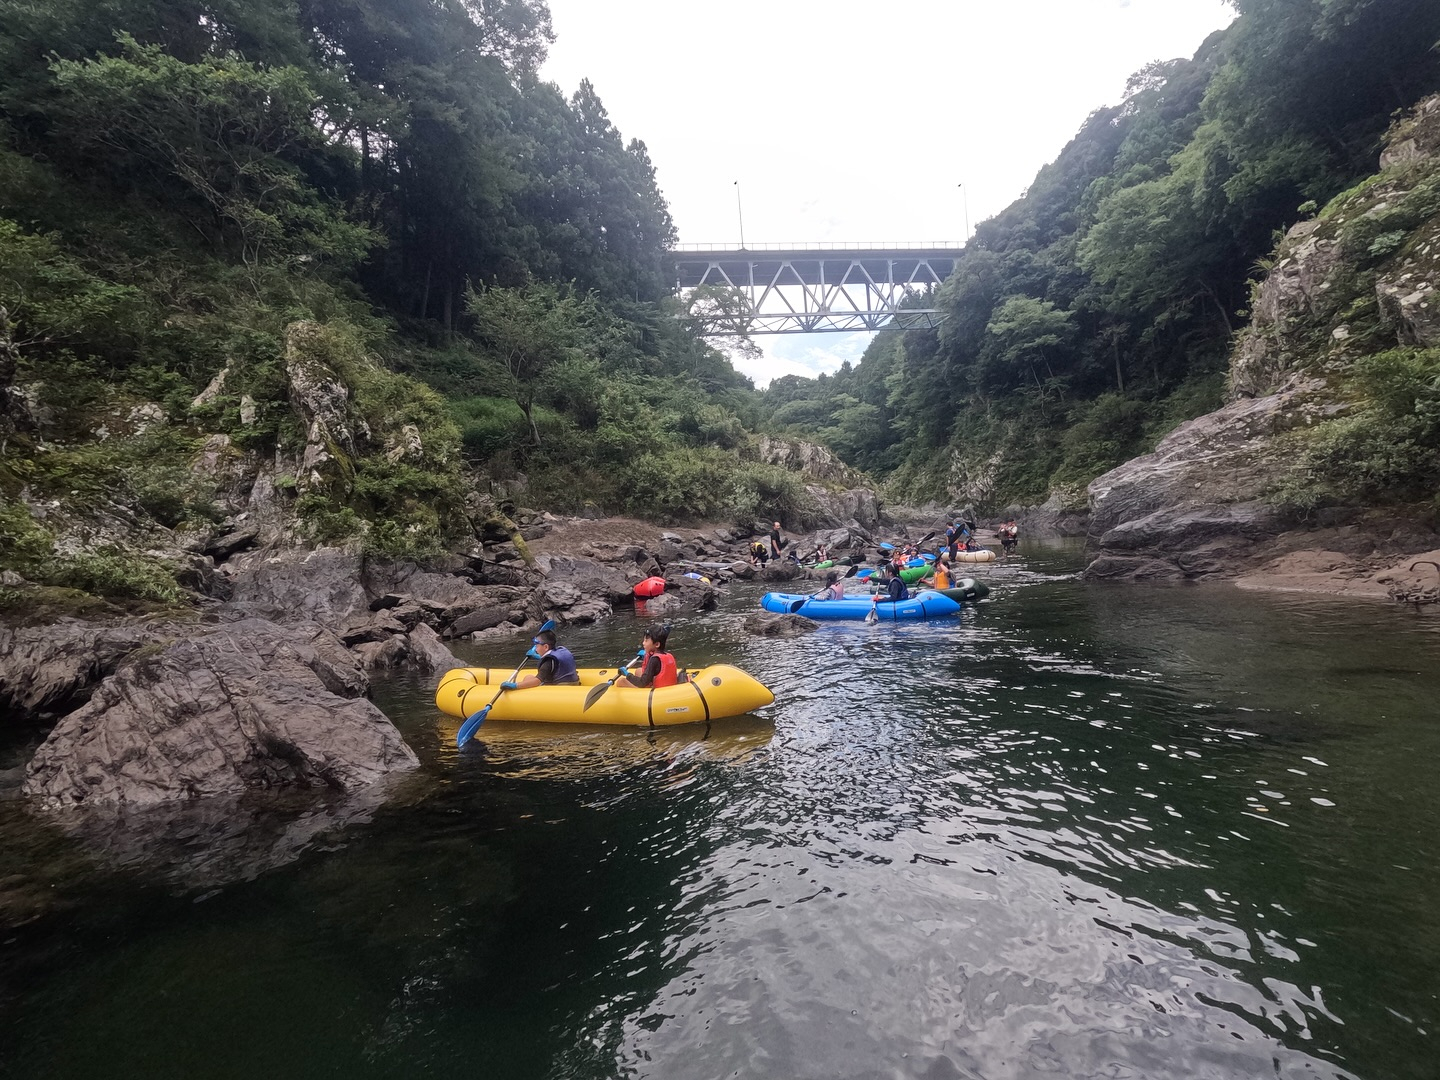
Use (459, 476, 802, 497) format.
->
(666, 242, 962, 335)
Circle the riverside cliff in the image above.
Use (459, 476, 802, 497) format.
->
(1083, 95, 1440, 604)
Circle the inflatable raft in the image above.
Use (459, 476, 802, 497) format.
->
(952, 549, 996, 563)
(938, 577, 990, 603)
(633, 576, 666, 598)
(761, 589, 962, 621)
(436, 665, 773, 727)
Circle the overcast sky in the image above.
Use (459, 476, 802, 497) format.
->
(539, 0, 1236, 387)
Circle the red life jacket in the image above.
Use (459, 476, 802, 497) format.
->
(651, 650, 678, 688)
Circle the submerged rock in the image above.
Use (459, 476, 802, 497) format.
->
(23, 618, 417, 811)
(744, 612, 819, 637)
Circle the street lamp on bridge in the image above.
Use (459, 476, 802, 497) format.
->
(734, 180, 746, 250)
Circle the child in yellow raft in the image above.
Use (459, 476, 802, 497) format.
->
(500, 628, 579, 689)
(613, 624, 681, 688)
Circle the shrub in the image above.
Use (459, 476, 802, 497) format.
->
(47, 548, 182, 602)
(1270, 347, 1440, 509)
(0, 500, 54, 572)
(727, 462, 819, 529)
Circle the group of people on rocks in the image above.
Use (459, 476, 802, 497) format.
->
(748, 521, 790, 567)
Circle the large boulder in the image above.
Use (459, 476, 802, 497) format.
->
(0, 621, 173, 721)
(536, 579, 611, 625)
(23, 618, 417, 811)
(1082, 380, 1335, 580)
(534, 553, 639, 601)
(760, 562, 804, 583)
(406, 623, 461, 675)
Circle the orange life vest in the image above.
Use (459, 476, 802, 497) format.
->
(651, 650, 678, 688)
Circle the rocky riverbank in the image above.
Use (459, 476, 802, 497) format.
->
(0, 508, 915, 817)
(1076, 94, 1440, 609)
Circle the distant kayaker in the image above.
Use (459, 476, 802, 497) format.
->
(872, 564, 910, 605)
(614, 624, 680, 689)
(504, 629, 579, 688)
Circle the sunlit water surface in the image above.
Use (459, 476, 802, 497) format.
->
(3, 541, 1438, 1079)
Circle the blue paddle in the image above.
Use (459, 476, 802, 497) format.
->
(878, 542, 894, 551)
(456, 619, 555, 748)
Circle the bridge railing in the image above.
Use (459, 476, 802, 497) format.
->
(670, 241, 965, 253)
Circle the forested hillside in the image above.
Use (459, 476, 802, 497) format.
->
(761, 0, 1440, 512)
(0, 0, 817, 600)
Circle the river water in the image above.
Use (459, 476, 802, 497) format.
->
(2, 541, 1438, 1079)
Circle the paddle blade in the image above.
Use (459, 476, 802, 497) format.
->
(456, 704, 491, 748)
(582, 680, 613, 711)
(878, 542, 893, 550)
(844, 564, 860, 579)
(865, 606, 879, 624)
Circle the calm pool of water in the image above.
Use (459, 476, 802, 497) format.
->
(3, 541, 1438, 1079)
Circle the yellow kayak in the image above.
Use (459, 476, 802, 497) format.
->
(435, 665, 775, 727)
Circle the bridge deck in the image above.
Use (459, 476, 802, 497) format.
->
(666, 246, 961, 289)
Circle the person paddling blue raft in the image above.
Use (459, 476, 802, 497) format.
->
(871, 564, 910, 606)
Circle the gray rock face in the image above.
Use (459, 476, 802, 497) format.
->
(0, 621, 173, 720)
(1084, 381, 1325, 579)
(284, 321, 360, 492)
(1379, 93, 1440, 169)
(1376, 273, 1440, 347)
(23, 619, 417, 810)
(228, 547, 371, 626)
(756, 436, 862, 486)
(1231, 220, 1343, 398)
(808, 487, 883, 531)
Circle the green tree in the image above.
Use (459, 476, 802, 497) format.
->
(465, 281, 599, 446)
